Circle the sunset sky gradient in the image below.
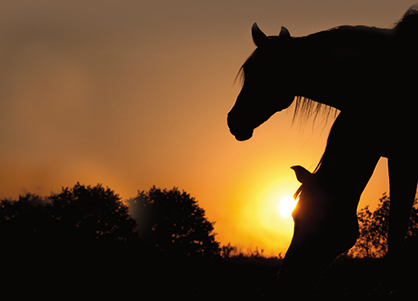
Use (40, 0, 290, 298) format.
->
(0, 0, 414, 254)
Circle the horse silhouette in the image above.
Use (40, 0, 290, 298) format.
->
(228, 5, 418, 296)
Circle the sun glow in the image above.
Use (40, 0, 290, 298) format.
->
(278, 196, 297, 218)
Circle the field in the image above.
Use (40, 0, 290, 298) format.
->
(5, 250, 418, 299)
(136, 254, 418, 299)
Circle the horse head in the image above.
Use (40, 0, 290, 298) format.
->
(227, 24, 295, 141)
(277, 165, 359, 294)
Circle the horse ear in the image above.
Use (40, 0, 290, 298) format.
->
(252, 23, 268, 47)
(279, 26, 291, 39)
(291, 166, 312, 184)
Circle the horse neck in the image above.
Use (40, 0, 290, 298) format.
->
(314, 112, 381, 209)
(291, 59, 349, 112)
(288, 28, 393, 112)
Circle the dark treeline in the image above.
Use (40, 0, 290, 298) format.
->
(1, 183, 221, 259)
(2, 183, 418, 299)
(1, 183, 225, 298)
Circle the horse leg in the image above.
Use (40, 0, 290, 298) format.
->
(376, 156, 418, 295)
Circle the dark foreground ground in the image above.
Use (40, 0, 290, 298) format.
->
(4, 250, 418, 300)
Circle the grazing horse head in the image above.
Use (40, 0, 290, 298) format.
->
(277, 165, 359, 294)
(227, 24, 296, 141)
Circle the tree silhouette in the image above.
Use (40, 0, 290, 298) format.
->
(49, 183, 138, 250)
(0, 193, 54, 255)
(354, 204, 375, 258)
(0, 183, 138, 256)
(350, 193, 418, 258)
(127, 186, 221, 258)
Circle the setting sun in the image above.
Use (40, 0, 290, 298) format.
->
(278, 196, 298, 218)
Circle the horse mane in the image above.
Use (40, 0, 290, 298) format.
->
(393, 4, 418, 38)
(293, 96, 336, 124)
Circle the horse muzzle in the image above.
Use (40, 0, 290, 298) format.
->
(232, 129, 253, 141)
(227, 112, 254, 141)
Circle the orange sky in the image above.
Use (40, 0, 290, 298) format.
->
(0, 0, 414, 254)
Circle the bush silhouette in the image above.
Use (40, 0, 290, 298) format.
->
(127, 186, 221, 258)
(350, 193, 418, 258)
